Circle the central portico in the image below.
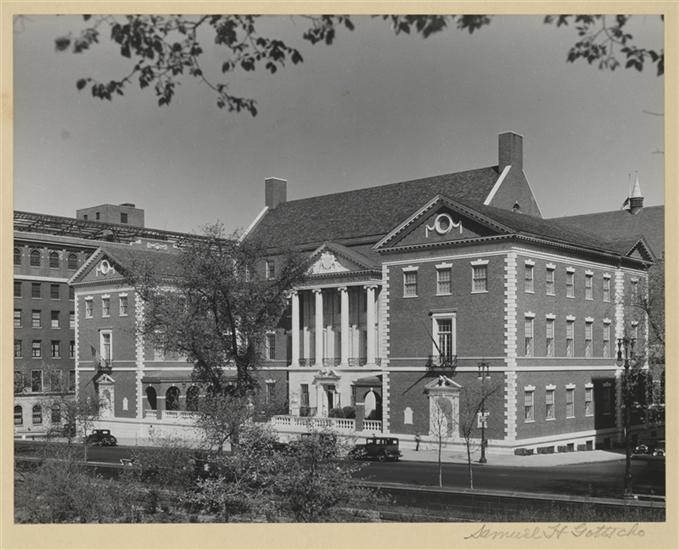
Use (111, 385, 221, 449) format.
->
(278, 242, 385, 430)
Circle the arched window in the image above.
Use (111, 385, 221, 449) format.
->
(186, 386, 200, 411)
(49, 251, 60, 268)
(30, 250, 41, 267)
(67, 253, 78, 270)
(166, 386, 180, 411)
(32, 404, 43, 425)
(145, 387, 157, 410)
(14, 248, 22, 265)
(14, 406, 23, 426)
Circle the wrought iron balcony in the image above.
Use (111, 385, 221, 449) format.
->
(427, 354, 458, 374)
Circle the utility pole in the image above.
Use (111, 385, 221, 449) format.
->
(616, 336, 636, 498)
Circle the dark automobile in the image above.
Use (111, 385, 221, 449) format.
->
(85, 429, 117, 446)
(652, 440, 665, 457)
(349, 437, 401, 461)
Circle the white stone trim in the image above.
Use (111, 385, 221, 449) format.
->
(566, 266, 575, 273)
(545, 384, 556, 390)
(585, 383, 594, 389)
(524, 311, 535, 318)
(382, 251, 508, 268)
(524, 259, 535, 266)
(510, 247, 624, 273)
(545, 313, 556, 320)
(470, 258, 490, 266)
(615, 368, 623, 443)
(524, 385, 536, 391)
(484, 164, 512, 205)
(135, 293, 145, 420)
(585, 316, 594, 323)
(546, 263, 556, 270)
(603, 318, 611, 324)
(380, 265, 390, 368)
(614, 269, 625, 341)
(401, 265, 419, 272)
(13, 275, 70, 283)
(565, 383, 576, 389)
(382, 370, 391, 433)
(435, 262, 453, 269)
(584, 269, 594, 276)
(603, 273, 611, 279)
(503, 252, 517, 441)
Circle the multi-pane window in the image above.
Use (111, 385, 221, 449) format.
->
(102, 297, 111, 317)
(32, 310, 41, 328)
(472, 265, 488, 292)
(14, 406, 22, 426)
(31, 283, 41, 298)
(14, 248, 22, 265)
(300, 384, 310, 407)
(32, 404, 42, 424)
(69, 370, 76, 391)
(545, 268, 555, 295)
(436, 267, 452, 295)
(566, 388, 575, 418)
(524, 390, 535, 422)
(266, 333, 276, 360)
(584, 321, 593, 358)
(30, 249, 41, 266)
(67, 253, 78, 270)
(524, 316, 534, 356)
(524, 264, 534, 293)
(50, 284, 60, 299)
(14, 340, 22, 358)
(435, 317, 455, 361)
(566, 270, 575, 297)
(85, 299, 93, 318)
(121, 212, 128, 224)
(14, 281, 22, 297)
(49, 251, 60, 268)
(14, 309, 22, 328)
(546, 318, 555, 357)
(403, 271, 418, 297)
(265, 259, 276, 280)
(69, 286, 75, 300)
(69, 311, 75, 329)
(69, 341, 75, 358)
(585, 274, 593, 300)
(51, 340, 61, 358)
(119, 295, 129, 316)
(566, 319, 574, 357)
(101, 332, 112, 363)
(31, 370, 42, 392)
(545, 389, 555, 420)
(51, 311, 60, 329)
(585, 386, 593, 416)
(603, 276, 611, 302)
(603, 322, 611, 358)
(32, 340, 41, 358)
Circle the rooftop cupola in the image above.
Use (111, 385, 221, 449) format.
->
(623, 172, 644, 215)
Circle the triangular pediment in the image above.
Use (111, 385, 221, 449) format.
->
(307, 242, 377, 276)
(313, 368, 341, 383)
(625, 237, 655, 263)
(374, 195, 513, 250)
(96, 373, 116, 385)
(69, 248, 126, 286)
(424, 375, 462, 393)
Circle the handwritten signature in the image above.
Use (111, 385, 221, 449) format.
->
(465, 523, 645, 540)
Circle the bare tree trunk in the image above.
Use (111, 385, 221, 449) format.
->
(466, 439, 473, 489)
(438, 437, 443, 487)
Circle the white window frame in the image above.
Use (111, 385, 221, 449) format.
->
(265, 332, 276, 361)
(524, 387, 535, 423)
(566, 385, 575, 418)
(431, 312, 456, 360)
(545, 386, 556, 420)
(265, 259, 276, 280)
(566, 318, 575, 357)
(603, 274, 611, 302)
(524, 314, 534, 357)
(85, 298, 93, 319)
(585, 384, 594, 417)
(566, 269, 575, 298)
(584, 320, 593, 358)
(585, 272, 593, 300)
(100, 330, 112, 364)
(545, 266, 555, 295)
(403, 266, 418, 298)
(119, 294, 129, 316)
(51, 310, 60, 329)
(545, 316, 555, 357)
(435, 263, 452, 296)
(603, 321, 611, 358)
(471, 260, 489, 293)
(524, 262, 534, 293)
(102, 296, 111, 318)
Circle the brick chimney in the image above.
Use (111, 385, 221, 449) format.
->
(498, 132, 523, 173)
(265, 177, 287, 210)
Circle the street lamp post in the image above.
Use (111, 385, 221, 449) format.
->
(477, 361, 490, 464)
(616, 336, 636, 499)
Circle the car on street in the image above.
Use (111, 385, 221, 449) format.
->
(85, 429, 117, 446)
(349, 437, 401, 461)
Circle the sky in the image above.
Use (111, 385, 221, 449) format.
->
(13, 14, 664, 235)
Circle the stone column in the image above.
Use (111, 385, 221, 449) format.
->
(365, 285, 376, 366)
(290, 290, 300, 366)
(314, 289, 324, 367)
(339, 287, 349, 366)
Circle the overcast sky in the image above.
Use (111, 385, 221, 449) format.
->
(13, 14, 664, 235)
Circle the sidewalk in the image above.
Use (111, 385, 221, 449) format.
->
(400, 447, 625, 467)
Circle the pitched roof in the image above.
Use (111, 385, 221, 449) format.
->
(247, 166, 501, 250)
(549, 206, 664, 258)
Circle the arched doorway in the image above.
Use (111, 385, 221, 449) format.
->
(363, 389, 382, 420)
(145, 387, 157, 410)
(166, 386, 180, 411)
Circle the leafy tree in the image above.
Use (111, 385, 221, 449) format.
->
(52, 14, 663, 112)
(127, 223, 307, 396)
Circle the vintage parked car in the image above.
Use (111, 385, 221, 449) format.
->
(85, 429, 117, 446)
(349, 437, 401, 461)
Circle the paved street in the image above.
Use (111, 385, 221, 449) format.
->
(15, 440, 664, 499)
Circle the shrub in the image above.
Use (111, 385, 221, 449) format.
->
(342, 406, 356, 419)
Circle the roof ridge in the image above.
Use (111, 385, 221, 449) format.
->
(276, 165, 499, 207)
